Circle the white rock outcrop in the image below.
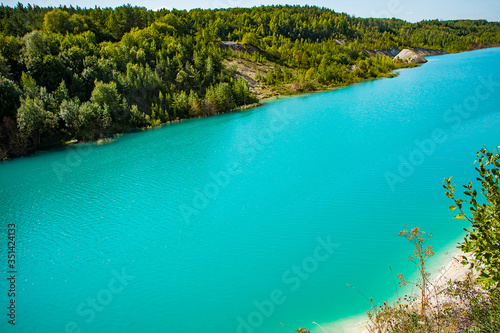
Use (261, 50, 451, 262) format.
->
(394, 49, 428, 63)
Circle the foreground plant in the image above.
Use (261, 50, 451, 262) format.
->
(295, 328, 310, 333)
(398, 225, 435, 322)
(367, 226, 434, 332)
(445, 275, 500, 332)
(443, 146, 500, 291)
(367, 146, 500, 332)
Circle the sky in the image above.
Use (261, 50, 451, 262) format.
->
(2, 0, 500, 22)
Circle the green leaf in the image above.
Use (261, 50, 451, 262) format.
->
(453, 214, 466, 219)
(449, 206, 457, 211)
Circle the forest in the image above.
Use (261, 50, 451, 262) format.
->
(0, 4, 499, 158)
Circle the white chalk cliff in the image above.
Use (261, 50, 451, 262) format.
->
(394, 49, 428, 63)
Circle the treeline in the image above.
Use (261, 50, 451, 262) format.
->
(0, 4, 499, 158)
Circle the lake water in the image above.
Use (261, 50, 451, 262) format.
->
(1, 47, 499, 333)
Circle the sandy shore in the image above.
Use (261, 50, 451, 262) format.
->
(427, 251, 475, 297)
(320, 249, 475, 333)
(420, 250, 479, 314)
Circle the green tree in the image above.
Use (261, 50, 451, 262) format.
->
(20, 72, 39, 98)
(0, 33, 23, 77)
(53, 80, 70, 106)
(214, 82, 234, 111)
(38, 55, 68, 93)
(21, 31, 48, 71)
(172, 90, 189, 118)
(117, 63, 162, 113)
(42, 9, 71, 34)
(90, 80, 121, 120)
(17, 96, 57, 146)
(0, 75, 21, 119)
(232, 78, 254, 105)
(0, 54, 10, 77)
(68, 14, 88, 34)
(59, 98, 82, 136)
(78, 101, 111, 139)
(188, 90, 202, 117)
(242, 32, 259, 47)
(129, 104, 147, 127)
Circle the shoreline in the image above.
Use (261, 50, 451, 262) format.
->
(256, 45, 500, 105)
(320, 241, 473, 333)
(4, 46, 500, 162)
(312, 47, 500, 333)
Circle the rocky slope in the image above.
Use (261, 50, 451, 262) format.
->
(413, 47, 448, 56)
(394, 48, 428, 63)
(365, 47, 447, 60)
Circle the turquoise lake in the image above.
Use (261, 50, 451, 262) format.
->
(1, 47, 499, 333)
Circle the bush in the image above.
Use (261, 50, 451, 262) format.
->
(443, 146, 500, 291)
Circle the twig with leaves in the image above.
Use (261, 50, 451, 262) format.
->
(443, 145, 500, 291)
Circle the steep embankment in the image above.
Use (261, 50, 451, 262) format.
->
(225, 59, 273, 100)
(394, 49, 428, 63)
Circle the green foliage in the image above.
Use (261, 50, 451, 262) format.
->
(232, 78, 254, 105)
(0, 33, 22, 66)
(59, 98, 81, 136)
(129, 104, 147, 127)
(242, 32, 259, 47)
(20, 72, 39, 98)
(117, 63, 162, 113)
(90, 80, 121, 117)
(17, 95, 57, 146)
(367, 272, 500, 332)
(0, 74, 21, 119)
(0, 4, 498, 157)
(78, 101, 112, 139)
(368, 146, 500, 332)
(20, 30, 50, 77)
(53, 80, 70, 106)
(444, 146, 500, 291)
(0, 54, 10, 77)
(43, 9, 71, 34)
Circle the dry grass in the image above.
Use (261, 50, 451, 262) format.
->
(366, 270, 500, 333)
